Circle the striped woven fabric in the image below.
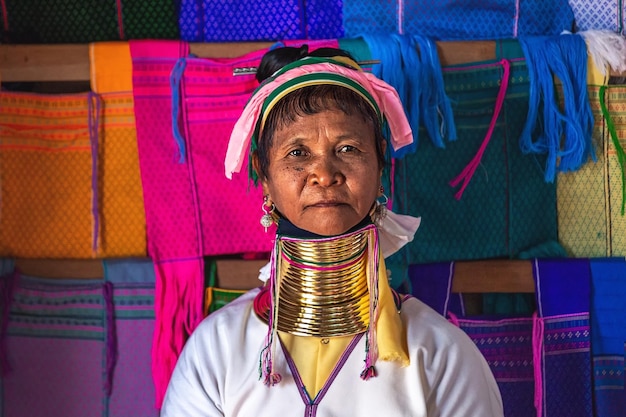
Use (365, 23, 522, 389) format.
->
(2, 274, 112, 417)
(0, 92, 99, 258)
(104, 258, 158, 417)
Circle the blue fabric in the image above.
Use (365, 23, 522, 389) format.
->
(533, 258, 590, 317)
(533, 258, 593, 417)
(407, 262, 463, 315)
(179, 0, 344, 41)
(589, 257, 626, 417)
(103, 258, 156, 285)
(343, 0, 575, 40)
(408, 261, 534, 417)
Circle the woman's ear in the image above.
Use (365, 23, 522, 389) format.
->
(379, 139, 387, 177)
(251, 151, 270, 194)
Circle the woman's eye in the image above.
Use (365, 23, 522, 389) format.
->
(339, 145, 357, 153)
(288, 149, 306, 157)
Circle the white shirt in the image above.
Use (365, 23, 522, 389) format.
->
(161, 289, 504, 417)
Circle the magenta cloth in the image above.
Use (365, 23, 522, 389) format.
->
(131, 39, 338, 259)
(150, 258, 205, 408)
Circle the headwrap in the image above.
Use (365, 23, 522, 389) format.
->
(224, 55, 414, 179)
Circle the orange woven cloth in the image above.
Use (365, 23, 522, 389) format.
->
(98, 92, 146, 257)
(0, 92, 98, 257)
(90, 42, 133, 94)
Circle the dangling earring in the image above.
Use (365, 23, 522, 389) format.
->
(371, 186, 388, 226)
(260, 196, 275, 233)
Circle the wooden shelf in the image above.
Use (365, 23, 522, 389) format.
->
(4, 40, 621, 83)
(14, 258, 535, 293)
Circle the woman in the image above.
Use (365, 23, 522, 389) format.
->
(161, 46, 503, 417)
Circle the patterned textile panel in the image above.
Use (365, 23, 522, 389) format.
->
(0, 91, 146, 258)
(342, 0, 575, 39)
(568, 0, 624, 32)
(0, 92, 98, 258)
(104, 259, 158, 417)
(558, 85, 626, 257)
(0, 0, 179, 43)
(606, 86, 626, 254)
(1, 274, 111, 417)
(532, 259, 593, 417)
(98, 92, 147, 257)
(589, 258, 626, 417)
(408, 263, 535, 417)
(178, 0, 343, 41)
(392, 59, 557, 264)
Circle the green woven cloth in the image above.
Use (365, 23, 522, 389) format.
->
(1, 0, 178, 43)
(389, 45, 557, 266)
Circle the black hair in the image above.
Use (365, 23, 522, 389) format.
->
(254, 45, 386, 181)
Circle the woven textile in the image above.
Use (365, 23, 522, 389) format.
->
(0, 92, 99, 258)
(0, 91, 146, 258)
(409, 259, 593, 417)
(98, 92, 146, 257)
(0, 273, 113, 417)
(589, 257, 626, 417)
(532, 258, 592, 417)
(0, 0, 178, 43)
(557, 85, 626, 257)
(104, 258, 158, 417)
(343, 0, 575, 40)
(408, 262, 535, 417)
(392, 53, 557, 264)
(178, 0, 343, 41)
(569, 0, 624, 32)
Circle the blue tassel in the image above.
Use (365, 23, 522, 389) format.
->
(519, 34, 595, 182)
(412, 35, 457, 148)
(361, 33, 417, 157)
(170, 57, 188, 163)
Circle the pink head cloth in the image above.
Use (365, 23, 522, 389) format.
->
(224, 61, 414, 179)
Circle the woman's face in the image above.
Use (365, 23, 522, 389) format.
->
(258, 109, 384, 236)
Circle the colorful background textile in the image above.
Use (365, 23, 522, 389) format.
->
(1, 274, 112, 417)
(0, 0, 179, 43)
(589, 258, 626, 417)
(568, 0, 624, 32)
(342, 0, 575, 40)
(104, 258, 159, 417)
(532, 258, 593, 417)
(178, 0, 343, 41)
(408, 262, 535, 417)
(558, 84, 626, 257)
(390, 50, 557, 265)
(0, 92, 99, 258)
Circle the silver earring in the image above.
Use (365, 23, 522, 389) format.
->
(372, 193, 389, 226)
(260, 197, 275, 233)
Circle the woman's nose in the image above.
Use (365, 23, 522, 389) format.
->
(307, 155, 343, 186)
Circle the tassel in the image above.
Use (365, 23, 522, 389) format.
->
(413, 34, 457, 147)
(360, 365, 377, 380)
(518, 34, 594, 182)
(258, 238, 282, 386)
(532, 311, 545, 417)
(361, 33, 417, 157)
(170, 57, 188, 163)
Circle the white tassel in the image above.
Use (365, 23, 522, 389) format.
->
(579, 30, 626, 76)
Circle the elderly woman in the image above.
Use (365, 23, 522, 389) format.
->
(161, 46, 503, 417)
